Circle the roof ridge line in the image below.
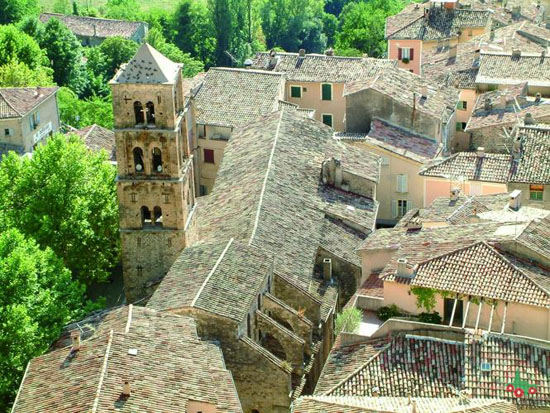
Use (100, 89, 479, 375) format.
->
(124, 304, 133, 333)
(191, 238, 234, 307)
(415, 240, 488, 269)
(9, 362, 30, 413)
(249, 109, 284, 245)
(0, 90, 22, 117)
(91, 329, 113, 413)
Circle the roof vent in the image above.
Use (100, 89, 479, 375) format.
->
(524, 112, 535, 125)
(477, 147, 485, 158)
(480, 362, 492, 372)
(512, 48, 521, 58)
(70, 330, 81, 352)
(243, 59, 253, 68)
(450, 187, 460, 201)
(298, 49, 306, 57)
(509, 189, 522, 211)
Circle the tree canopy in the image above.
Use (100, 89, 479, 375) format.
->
(0, 134, 119, 285)
(0, 0, 38, 25)
(0, 228, 85, 411)
(0, 24, 46, 68)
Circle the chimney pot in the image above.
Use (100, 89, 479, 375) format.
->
(512, 48, 521, 58)
(298, 49, 306, 57)
(450, 187, 460, 200)
(477, 146, 485, 158)
(70, 330, 81, 352)
(323, 258, 332, 282)
(123, 380, 131, 397)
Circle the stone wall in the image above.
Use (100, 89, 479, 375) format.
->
(263, 293, 313, 348)
(273, 274, 321, 326)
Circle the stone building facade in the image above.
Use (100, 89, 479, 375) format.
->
(110, 44, 197, 302)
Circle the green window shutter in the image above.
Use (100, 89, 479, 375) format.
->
(322, 83, 332, 101)
(290, 86, 301, 98)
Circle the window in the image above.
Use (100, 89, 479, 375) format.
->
(321, 83, 332, 101)
(153, 206, 163, 226)
(134, 101, 144, 124)
(457, 101, 468, 110)
(146, 101, 155, 124)
(133, 147, 144, 172)
(203, 148, 215, 164)
(247, 313, 251, 338)
(392, 199, 409, 218)
(456, 122, 467, 131)
(131, 193, 137, 202)
(164, 193, 169, 203)
(152, 147, 162, 172)
(396, 174, 408, 193)
(322, 113, 333, 127)
(199, 185, 207, 196)
(4, 128, 12, 136)
(157, 95, 162, 104)
(380, 156, 390, 166)
(398, 47, 414, 62)
(290, 85, 302, 98)
(140, 206, 152, 226)
(530, 184, 544, 201)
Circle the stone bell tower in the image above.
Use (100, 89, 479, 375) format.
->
(110, 43, 196, 302)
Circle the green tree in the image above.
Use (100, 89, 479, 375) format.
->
(335, 0, 407, 57)
(58, 86, 114, 128)
(39, 18, 88, 95)
(0, 25, 46, 69)
(0, 61, 54, 87)
(0, 0, 38, 25)
(0, 228, 85, 410)
(335, 307, 362, 335)
(0, 133, 119, 284)
(172, 0, 216, 66)
(17, 15, 44, 40)
(53, 0, 71, 13)
(208, 0, 233, 66)
(86, 37, 139, 82)
(104, 0, 141, 20)
(325, 0, 355, 16)
(146, 28, 204, 77)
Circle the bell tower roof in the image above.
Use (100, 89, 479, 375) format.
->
(111, 43, 181, 85)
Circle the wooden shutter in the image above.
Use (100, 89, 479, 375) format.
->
(391, 200, 398, 218)
(410, 48, 414, 61)
(397, 48, 402, 60)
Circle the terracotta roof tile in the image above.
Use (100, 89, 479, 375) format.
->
(420, 152, 512, 182)
(251, 52, 396, 83)
(194, 68, 285, 128)
(0, 87, 58, 119)
(39, 13, 145, 39)
(476, 51, 550, 86)
(74, 124, 116, 162)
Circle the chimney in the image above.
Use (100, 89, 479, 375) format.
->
(298, 49, 306, 57)
(509, 189, 522, 211)
(267, 50, 278, 70)
(473, 48, 480, 66)
(362, 53, 369, 59)
(450, 187, 460, 200)
(449, 45, 458, 59)
(397, 258, 409, 277)
(535, 93, 542, 103)
(325, 48, 334, 56)
(323, 258, 332, 282)
(477, 146, 485, 158)
(420, 86, 428, 99)
(122, 380, 131, 397)
(70, 330, 81, 352)
(243, 59, 253, 69)
(484, 97, 492, 111)
(524, 112, 535, 125)
(512, 48, 521, 58)
(411, 400, 418, 413)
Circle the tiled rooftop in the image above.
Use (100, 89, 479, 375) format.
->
(412, 242, 550, 307)
(344, 67, 460, 122)
(12, 306, 242, 413)
(335, 118, 441, 163)
(111, 43, 181, 84)
(314, 329, 550, 409)
(387, 7, 491, 41)
(420, 152, 512, 182)
(516, 215, 550, 261)
(150, 110, 378, 321)
(512, 126, 550, 185)
(39, 13, 144, 39)
(251, 51, 397, 83)
(147, 239, 271, 322)
(73, 124, 116, 162)
(294, 395, 518, 412)
(0, 87, 58, 119)
(194, 67, 285, 128)
(476, 51, 550, 86)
